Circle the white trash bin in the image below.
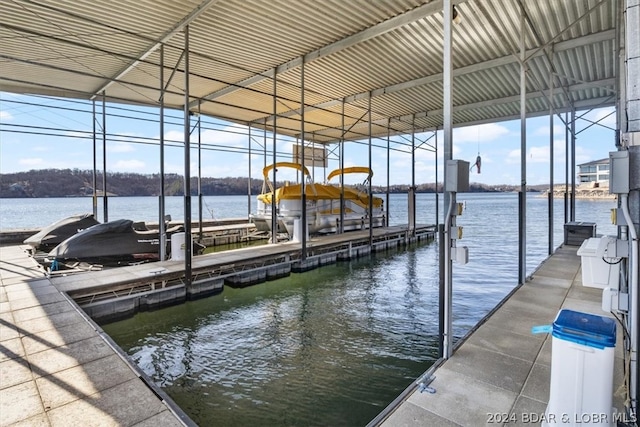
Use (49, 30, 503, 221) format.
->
(170, 232, 186, 261)
(291, 219, 308, 242)
(543, 309, 616, 426)
(577, 237, 621, 289)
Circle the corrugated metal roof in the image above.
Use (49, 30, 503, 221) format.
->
(0, 0, 618, 144)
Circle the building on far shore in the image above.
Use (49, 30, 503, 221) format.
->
(544, 158, 615, 200)
(577, 158, 610, 185)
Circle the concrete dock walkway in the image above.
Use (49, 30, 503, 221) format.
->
(0, 245, 191, 426)
(379, 245, 627, 426)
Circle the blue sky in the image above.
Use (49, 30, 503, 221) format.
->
(0, 92, 617, 187)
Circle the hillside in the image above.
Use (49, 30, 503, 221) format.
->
(0, 169, 531, 198)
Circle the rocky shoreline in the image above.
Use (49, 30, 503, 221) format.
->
(542, 183, 616, 200)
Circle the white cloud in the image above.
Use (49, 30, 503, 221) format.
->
(0, 110, 13, 121)
(201, 125, 250, 148)
(113, 159, 145, 170)
(453, 123, 510, 143)
(164, 124, 253, 150)
(163, 130, 182, 143)
(19, 158, 45, 167)
(533, 125, 566, 137)
(505, 141, 569, 165)
(573, 145, 595, 165)
(506, 149, 521, 164)
(528, 146, 553, 163)
(108, 141, 136, 153)
(164, 162, 184, 174)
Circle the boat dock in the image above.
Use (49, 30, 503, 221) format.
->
(1, 224, 434, 425)
(49, 225, 435, 323)
(0, 245, 193, 426)
(0, 232, 630, 425)
(373, 244, 627, 426)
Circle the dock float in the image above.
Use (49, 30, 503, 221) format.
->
(0, 245, 194, 426)
(373, 245, 626, 426)
(47, 225, 435, 323)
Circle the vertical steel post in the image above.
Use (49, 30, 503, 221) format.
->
(411, 115, 416, 236)
(570, 107, 576, 222)
(198, 101, 203, 241)
(271, 70, 277, 244)
(248, 125, 252, 219)
(92, 100, 97, 219)
(519, 1, 527, 284)
(102, 91, 108, 222)
(564, 111, 569, 225)
(442, 0, 454, 359)
(386, 120, 390, 227)
(301, 59, 307, 258)
(549, 57, 554, 255)
(435, 129, 439, 227)
(438, 223, 445, 358)
(340, 99, 345, 233)
(263, 118, 267, 171)
(183, 25, 192, 286)
(159, 45, 166, 261)
(368, 94, 373, 245)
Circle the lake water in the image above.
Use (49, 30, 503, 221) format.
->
(1, 193, 618, 425)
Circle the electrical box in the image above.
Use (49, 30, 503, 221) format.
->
(609, 151, 630, 194)
(445, 160, 470, 192)
(453, 246, 469, 264)
(611, 208, 627, 226)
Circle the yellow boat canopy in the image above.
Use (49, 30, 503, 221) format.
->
(326, 167, 373, 182)
(261, 162, 312, 194)
(258, 183, 383, 209)
(262, 162, 311, 179)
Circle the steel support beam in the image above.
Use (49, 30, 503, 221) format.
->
(269, 31, 615, 124)
(549, 58, 554, 255)
(340, 100, 345, 233)
(183, 25, 192, 286)
(194, 0, 467, 107)
(442, 0, 454, 360)
(92, 0, 221, 98)
(248, 126, 252, 219)
(368, 94, 373, 245)
(301, 59, 307, 259)
(518, 0, 527, 285)
(197, 102, 203, 241)
(102, 91, 108, 223)
(271, 71, 278, 244)
(92, 100, 97, 219)
(386, 120, 390, 227)
(159, 45, 167, 261)
(571, 107, 576, 221)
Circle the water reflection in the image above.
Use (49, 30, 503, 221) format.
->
(103, 194, 617, 426)
(105, 246, 442, 426)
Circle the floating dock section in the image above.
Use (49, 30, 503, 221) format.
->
(0, 245, 193, 426)
(373, 245, 627, 426)
(44, 225, 435, 323)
